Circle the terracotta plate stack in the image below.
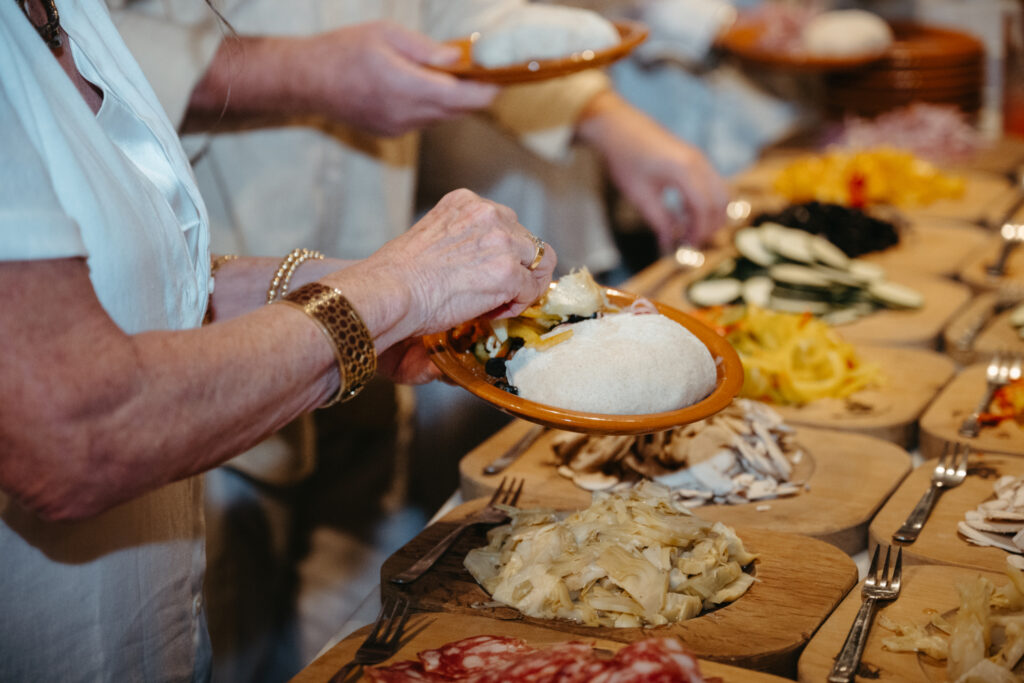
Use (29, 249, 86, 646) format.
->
(824, 21, 985, 119)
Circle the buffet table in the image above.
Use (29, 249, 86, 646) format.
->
(291, 138, 1024, 682)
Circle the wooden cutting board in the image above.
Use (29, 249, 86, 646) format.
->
(868, 452, 1024, 573)
(798, 564, 1010, 682)
(650, 250, 971, 349)
(767, 345, 955, 447)
(958, 232, 1024, 294)
(460, 423, 911, 555)
(292, 612, 792, 682)
(378, 501, 858, 677)
(941, 290, 1024, 366)
(918, 362, 1024, 460)
(858, 216, 989, 278)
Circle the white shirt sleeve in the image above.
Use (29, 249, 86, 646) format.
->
(0, 85, 86, 261)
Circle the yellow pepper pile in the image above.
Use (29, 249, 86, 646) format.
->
(696, 305, 884, 405)
(773, 147, 965, 208)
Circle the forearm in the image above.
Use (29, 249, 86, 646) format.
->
(181, 35, 321, 132)
(0, 258, 413, 521)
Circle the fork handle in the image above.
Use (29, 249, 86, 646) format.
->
(959, 384, 1000, 437)
(828, 598, 878, 683)
(892, 484, 942, 544)
(389, 519, 473, 585)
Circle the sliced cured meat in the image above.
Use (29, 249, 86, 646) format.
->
(592, 638, 705, 683)
(365, 660, 449, 682)
(465, 642, 594, 683)
(419, 635, 534, 677)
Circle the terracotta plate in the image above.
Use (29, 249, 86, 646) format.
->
(423, 288, 744, 435)
(430, 20, 648, 84)
(716, 18, 889, 72)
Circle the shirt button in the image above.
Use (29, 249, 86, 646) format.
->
(193, 594, 203, 616)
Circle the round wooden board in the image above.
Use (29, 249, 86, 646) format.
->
(798, 564, 1009, 683)
(918, 362, 1024, 460)
(869, 452, 1024, 573)
(958, 232, 1024, 294)
(460, 423, 911, 554)
(294, 612, 792, 683)
(858, 216, 990, 278)
(379, 501, 857, 677)
(649, 249, 971, 349)
(730, 155, 1013, 227)
(941, 290, 1024, 366)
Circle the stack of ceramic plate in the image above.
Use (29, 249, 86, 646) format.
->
(824, 22, 985, 119)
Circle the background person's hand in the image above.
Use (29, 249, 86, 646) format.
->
(576, 91, 730, 251)
(303, 21, 499, 136)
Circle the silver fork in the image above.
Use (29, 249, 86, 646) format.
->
(329, 595, 411, 682)
(389, 477, 524, 585)
(959, 354, 1023, 437)
(892, 443, 971, 544)
(828, 546, 903, 683)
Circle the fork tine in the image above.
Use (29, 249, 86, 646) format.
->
(866, 545, 880, 585)
(488, 477, 508, 506)
(383, 598, 412, 649)
(891, 547, 903, 592)
(956, 443, 971, 476)
(505, 478, 525, 506)
(364, 598, 393, 644)
(880, 546, 892, 588)
(936, 443, 951, 475)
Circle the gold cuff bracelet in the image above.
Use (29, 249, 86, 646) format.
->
(278, 282, 377, 408)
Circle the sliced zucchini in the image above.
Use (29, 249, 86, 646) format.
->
(770, 226, 816, 264)
(768, 295, 831, 315)
(769, 263, 834, 289)
(809, 235, 851, 270)
(709, 257, 738, 279)
(741, 276, 774, 308)
(689, 278, 743, 307)
(811, 264, 862, 288)
(820, 307, 867, 326)
(867, 280, 925, 309)
(846, 260, 886, 284)
(734, 228, 777, 267)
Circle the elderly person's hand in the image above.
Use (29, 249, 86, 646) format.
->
(321, 189, 555, 384)
(184, 21, 499, 136)
(575, 91, 730, 251)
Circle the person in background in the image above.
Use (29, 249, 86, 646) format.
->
(0, 1, 556, 681)
(105, 2, 730, 679)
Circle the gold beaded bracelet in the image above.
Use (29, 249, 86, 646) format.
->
(266, 248, 325, 304)
(278, 282, 377, 408)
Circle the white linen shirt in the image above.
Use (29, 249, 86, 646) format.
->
(0, 1, 212, 680)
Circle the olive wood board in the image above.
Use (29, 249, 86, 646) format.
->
(651, 249, 972, 349)
(918, 362, 1024, 460)
(798, 564, 1010, 682)
(941, 290, 1024, 366)
(379, 500, 858, 676)
(293, 612, 791, 682)
(957, 231, 1024, 295)
(460, 422, 911, 554)
(858, 215, 990, 277)
(868, 452, 1024, 574)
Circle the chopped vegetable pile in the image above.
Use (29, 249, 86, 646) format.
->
(464, 483, 757, 628)
(980, 379, 1024, 428)
(694, 305, 884, 406)
(773, 146, 965, 208)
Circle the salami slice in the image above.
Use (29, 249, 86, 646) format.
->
(591, 638, 705, 683)
(365, 660, 449, 682)
(464, 642, 594, 683)
(419, 635, 534, 677)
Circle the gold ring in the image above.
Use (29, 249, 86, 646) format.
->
(527, 235, 545, 271)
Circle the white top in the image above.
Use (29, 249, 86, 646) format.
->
(0, 1, 211, 679)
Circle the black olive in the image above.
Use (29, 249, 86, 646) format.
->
(485, 357, 507, 377)
(507, 337, 525, 351)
